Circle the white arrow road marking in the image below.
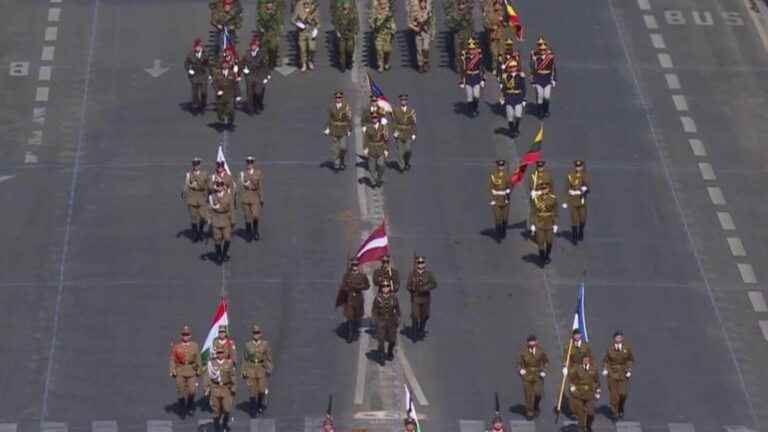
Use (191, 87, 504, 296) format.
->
(0, 175, 15, 183)
(144, 59, 170, 78)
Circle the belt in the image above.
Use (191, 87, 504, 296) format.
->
(506, 90, 522, 94)
(331, 120, 348, 125)
(538, 212, 553, 216)
(536, 69, 551, 73)
(177, 361, 195, 365)
(466, 71, 480, 75)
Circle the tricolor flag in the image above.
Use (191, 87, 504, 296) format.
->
(504, 0, 524, 41)
(355, 220, 390, 265)
(509, 125, 543, 186)
(222, 27, 238, 59)
(368, 73, 393, 113)
(572, 283, 588, 342)
(201, 297, 229, 366)
(404, 385, 422, 432)
(216, 144, 231, 174)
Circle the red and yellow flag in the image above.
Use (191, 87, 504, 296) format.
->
(504, 0, 524, 41)
(509, 125, 543, 186)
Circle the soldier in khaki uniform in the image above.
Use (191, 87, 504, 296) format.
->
(529, 182, 558, 266)
(362, 95, 390, 127)
(205, 348, 237, 430)
(564, 160, 590, 245)
(239, 157, 264, 241)
(212, 325, 237, 361)
(568, 356, 601, 432)
(517, 335, 549, 419)
(370, 0, 396, 72)
(182, 158, 209, 242)
(242, 325, 273, 416)
(406, 256, 437, 339)
(391, 94, 416, 171)
(210, 161, 235, 192)
(337, 258, 371, 342)
(332, 0, 358, 70)
(185, 39, 211, 114)
(408, 0, 434, 72)
(371, 280, 401, 364)
(208, 180, 234, 264)
(213, 61, 237, 126)
(561, 329, 592, 417)
(602, 331, 634, 420)
(293, 0, 320, 71)
(489, 159, 511, 239)
(324, 91, 353, 170)
(363, 112, 390, 188)
(373, 254, 400, 293)
(527, 160, 553, 239)
(169, 325, 202, 418)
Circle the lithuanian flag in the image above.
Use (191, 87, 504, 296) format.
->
(509, 125, 543, 186)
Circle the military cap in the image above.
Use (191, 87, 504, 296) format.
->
(334, 90, 344, 98)
(218, 325, 228, 332)
(415, 256, 426, 264)
(467, 37, 478, 48)
(504, 37, 515, 47)
(216, 347, 225, 354)
(181, 325, 192, 335)
(526, 334, 537, 342)
(216, 160, 225, 167)
(193, 38, 204, 49)
(491, 414, 504, 424)
(249, 37, 260, 49)
(535, 160, 546, 168)
(404, 418, 417, 426)
(322, 416, 333, 426)
(508, 59, 519, 69)
(252, 325, 262, 333)
(613, 330, 624, 338)
(536, 35, 547, 46)
(496, 159, 506, 167)
(246, 156, 255, 164)
(574, 159, 584, 167)
(192, 157, 202, 166)
(382, 254, 391, 262)
(350, 257, 360, 265)
(371, 111, 381, 119)
(399, 94, 408, 101)
(572, 328, 582, 335)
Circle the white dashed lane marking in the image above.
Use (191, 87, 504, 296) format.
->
(698, 162, 715, 180)
(707, 187, 726, 205)
(658, 53, 674, 68)
(36, 87, 50, 102)
(48, 7, 61, 22)
(668, 423, 695, 432)
(650, 33, 666, 48)
(672, 94, 689, 111)
(680, 116, 697, 132)
(643, 15, 659, 29)
(91, 421, 117, 432)
(717, 211, 736, 230)
(759, 321, 768, 341)
(727, 237, 747, 256)
(665, 73, 681, 89)
(637, 0, 651, 10)
(45, 26, 58, 41)
(616, 422, 643, 432)
(748, 292, 768, 312)
(689, 139, 706, 156)
(39, 66, 52, 81)
(42, 46, 55, 61)
(738, 263, 757, 284)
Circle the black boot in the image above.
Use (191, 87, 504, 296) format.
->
(543, 99, 550, 117)
(579, 223, 585, 241)
(190, 223, 199, 242)
(508, 121, 515, 137)
(346, 320, 354, 343)
(249, 396, 258, 417)
(222, 241, 231, 262)
(495, 223, 503, 240)
(186, 395, 196, 415)
(404, 151, 412, 171)
(222, 414, 231, 431)
(571, 226, 578, 245)
(473, 98, 480, 116)
(545, 243, 552, 264)
(177, 398, 187, 419)
(253, 219, 260, 241)
(411, 317, 419, 338)
(377, 341, 386, 365)
(258, 391, 267, 414)
(213, 417, 221, 431)
(197, 221, 206, 242)
(538, 249, 546, 266)
(420, 317, 429, 337)
(215, 244, 223, 264)
(339, 150, 347, 170)
(245, 222, 253, 242)
(386, 342, 395, 360)
(536, 102, 544, 119)
(515, 118, 521, 136)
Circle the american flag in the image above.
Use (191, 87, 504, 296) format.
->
(368, 73, 393, 112)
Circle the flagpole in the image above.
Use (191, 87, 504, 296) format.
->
(554, 336, 573, 424)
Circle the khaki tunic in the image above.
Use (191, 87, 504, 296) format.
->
(373, 265, 400, 292)
(406, 269, 437, 319)
(518, 347, 548, 413)
(371, 292, 401, 344)
(363, 123, 389, 158)
(242, 339, 273, 395)
(239, 169, 264, 220)
(391, 106, 417, 140)
(602, 343, 634, 413)
(341, 270, 370, 320)
(362, 103, 389, 128)
(565, 170, 590, 225)
(568, 365, 600, 429)
(209, 192, 234, 243)
(212, 336, 237, 361)
(327, 102, 353, 137)
(184, 170, 209, 223)
(563, 340, 592, 371)
(528, 168, 553, 193)
(206, 359, 237, 417)
(169, 341, 202, 397)
(530, 192, 558, 248)
(489, 169, 510, 224)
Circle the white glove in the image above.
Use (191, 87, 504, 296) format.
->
(553, 225, 558, 233)
(393, 130, 399, 137)
(539, 371, 546, 378)
(602, 369, 608, 376)
(562, 203, 568, 209)
(519, 369, 526, 376)
(312, 28, 319, 38)
(530, 190, 537, 199)
(384, 150, 389, 158)
(625, 371, 632, 378)
(262, 78, 268, 84)
(336, 31, 341, 37)
(295, 21, 306, 29)
(346, 130, 352, 137)
(217, 90, 224, 96)
(480, 80, 486, 88)
(188, 69, 195, 75)
(530, 225, 536, 232)
(581, 186, 587, 192)
(381, 118, 388, 125)
(552, 81, 557, 88)
(411, 134, 416, 140)
(562, 367, 567, 375)
(595, 390, 601, 400)
(364, 148, 369, 156)
(568, 190, 580, 196)
(459, 83, 465, 88)
(498, 97, 504, 105)
(490, 201, 496, 206)
(243, 67, 250, 74)
(569, 385, 576, 393)
(235, 96, 242, 102)
(323, 127, 330, 135)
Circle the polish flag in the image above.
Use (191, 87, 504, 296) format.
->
(355, 221, 390, 265)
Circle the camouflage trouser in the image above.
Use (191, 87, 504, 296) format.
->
(175, 374, 198, 398)
(191, 82, 207, 108)
(263, 33, 281, 68)
(570, 204, 587, 226)
(338, 35, 355, 68)
(297, 31, 317, 65)
(216, 95, 235, 122)
(374, 32, 393, 68)
(415, 31, 431, 66)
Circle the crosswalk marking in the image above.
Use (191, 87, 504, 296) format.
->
(147, 420, 173, 432)
(724, 427, 757, 432)
(458, 420, 484, 432)
(508, 420, 535, 432)
(668, 423, 695, 432)
(251, 418, 276, 432)
(43, 423, 68, 432)
(0, 424, 17, 432)
(617, 421, 642, 432)
(92, 421, 118, 432)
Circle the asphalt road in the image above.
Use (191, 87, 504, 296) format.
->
(1, 0, 767, 431)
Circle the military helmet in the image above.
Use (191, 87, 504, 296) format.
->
(467, 37, 478, 49)
(496, 159, 506, 167)
(536, 35, 547, 47)
(192, 157, 202, 166)
(399, 94, 408, 101)
(246, 156, 255, 164)
(526, 334, 537, 342)
(334, 90, 344, 98)
(535, 160, 546, 168)
(574, 159, 584, 167)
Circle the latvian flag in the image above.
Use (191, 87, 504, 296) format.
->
(368, 73, 393, 113)
(504, 0, 524, 41)
(355, 220, 390, 265)
(201, 297, 229, 366)
(509, 124, 543, 186)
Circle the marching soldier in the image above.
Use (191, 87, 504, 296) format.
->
(488, 159, 511, 239)
(205, 348, 237, 431)
(210, 0, 243, 15)
(561, 329, 592, 417)
(213, 61, 237, 126)
(293, 0, 320, 71)
(528, 160, 553, 199)
(185, 39, 211, 114)
(212, 325, 238, 361)
(373, 254, 400, 292)
(362, 95, 389, 127)
(459, 37, 485, 117)
(332, 0, 358, 70)
(257, 0, 284, 69)
(183, 158, 209, 242)
(529, 182, 558, 266)
(363, 111, 390, 188)
(406, 256, 437, 339)
(483, 0, 505, 75)
(404, 418, 417, 432)
(568, 356, 601, 432)
(241, 36, 271, 114)
(499, 38, 521, 76)
(487, 415, 504, 432)
(169, 325, 202, 418)
(444, 0, 473, 71)
(564, 160, 590, 245)
(239, 157, 264, 241)
(208, 180, 234, 264)
(529, 35, 557, 118)
(498, 59, 526, 137)
(408, 0, 434, 73)
(370, 0, 396, 72)
(371, 279, 401, 364)
(391, 94, 417, 171)
(518, 335, 549, 419)
(602, 331, 634, 420)
(338, 258, 371, 343)
(211, 0, 243, 39)
(324, 91, 353, 170)
(242, 325, 273, 416)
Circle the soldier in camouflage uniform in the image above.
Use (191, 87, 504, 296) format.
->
(444, 0, 473, 71)
(323, 90, 353, 170)
(369, 0, 396, 72)
(293, 0, 320, 71)
(241, 36, 271, 114)
(257, 0, 284, 69)
(391, 94, 416, 171)
(210, 0, 243, 15)
(371, 279, 401, 364)
(408, 0, 434, 72)
(242, 325, 273, 416)
(182, 158, 209, 242)
(213, 61, 237, 126)
(184, 39, 211, 114)
(332, 0, 359, 70)
(211, 0, 243, 40)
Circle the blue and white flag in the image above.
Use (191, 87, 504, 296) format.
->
(368, 73, 393, 113)
(572, 283, 588, 342)
(216, 145, 231, 174)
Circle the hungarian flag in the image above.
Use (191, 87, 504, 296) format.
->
(509, 125, 543, 186)
(368, 73, 393, 113)
(404, 385, 422, 432)
(572, 283, 588, 342)
(201, 297, 229, 366)
(504, 0, 524, 41)
(216, 144, 231, 174)
(355, 220, 389, 265)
